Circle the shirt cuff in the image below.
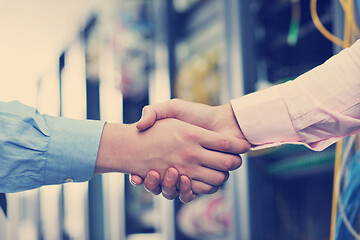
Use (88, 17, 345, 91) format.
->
(44, 116, 105, 186)
(230, 85, 303, 150)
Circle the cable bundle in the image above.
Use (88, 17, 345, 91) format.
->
(310, 1, 360, 238)
(311, 0, 360, 48)
(330, 135, 360, 239)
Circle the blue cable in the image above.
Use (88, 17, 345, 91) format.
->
(336, 151, 360, 239)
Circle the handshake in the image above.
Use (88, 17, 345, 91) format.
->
(126, 99, 251, 203)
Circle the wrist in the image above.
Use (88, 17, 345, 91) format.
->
(214, 103, 247, 140)
(95, 123, 136, 175)
(228, 103, 247, 140)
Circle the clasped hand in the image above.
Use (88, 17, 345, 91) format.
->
(130, 99, 250, 203)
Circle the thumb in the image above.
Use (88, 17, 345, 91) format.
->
(136, 106, 157, 131)
(137, 99, 181, 131)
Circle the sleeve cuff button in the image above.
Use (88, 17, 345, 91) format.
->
(65, 178, 74, 183)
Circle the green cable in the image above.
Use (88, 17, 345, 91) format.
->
(287, 0, 301, 46)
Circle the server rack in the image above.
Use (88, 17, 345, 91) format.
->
(233, 0, 339, 239)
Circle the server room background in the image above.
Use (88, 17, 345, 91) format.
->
(0, 0, 359, 239)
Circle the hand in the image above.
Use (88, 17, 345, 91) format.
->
(136, 98, 246, 139)
(95, 119, 249, 194)
(130, 99, 249, 201)
(130, 168, 198, 203)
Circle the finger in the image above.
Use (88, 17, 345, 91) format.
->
(129, 174, 144, 186)
(198, 130, 250, 154)
(144, 171, 162, 195)
(191, 168, 229, 187)
(191, 180, 220, 195)
(136, 106, 157, 131)
(136, 99, 182, 131)
(162, 190, 179, 200)
(199, 149, 243, 172)
(162, 168, 180, 200)
(224, 171, 230, 182)
(179, 175, 197, 203)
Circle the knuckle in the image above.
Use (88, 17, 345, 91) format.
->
(223, 158, 234, 170)
(181, 148, 197, 162)
(182, 131, 197, 142)
(180, 165, 190, 175)
(219, 138, 231, 152)
(178, 164, 192, 178)
(170, 98, 181, 105)
(214, 173, 226, 186)
(184, 149, 195, 160)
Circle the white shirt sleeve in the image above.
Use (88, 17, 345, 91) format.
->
(231, 40, 360, 151)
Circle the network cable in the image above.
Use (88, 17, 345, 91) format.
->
(310, 0, 360, 238)
(334, 135, 360, 239)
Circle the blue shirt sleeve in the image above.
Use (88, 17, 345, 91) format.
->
(0, 101, 105, 193)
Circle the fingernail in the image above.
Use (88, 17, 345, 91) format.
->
(129, 175, 138, 186)
(148, 174, 156, 184)
(141, 107, 147, 118)
(130, 179, 138, 186)
(167, 171, 176, 181)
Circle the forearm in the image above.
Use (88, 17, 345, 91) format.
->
(231, 40, 360, 151)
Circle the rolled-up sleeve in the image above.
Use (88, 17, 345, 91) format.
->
(0, 101, 105, 193)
